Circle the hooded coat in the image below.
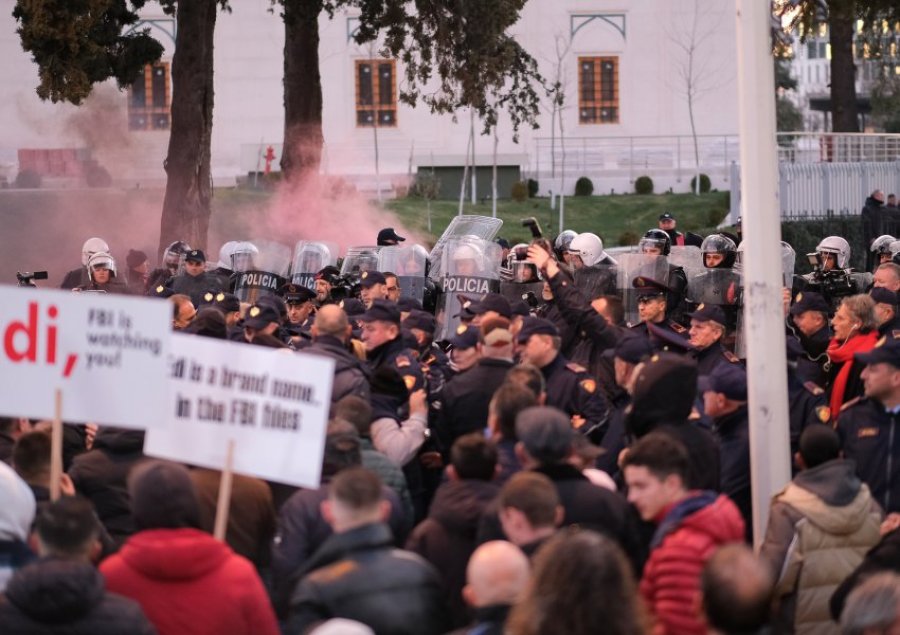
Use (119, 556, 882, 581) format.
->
(640, 492, 745, 635)
(0, 557, 155, 634)
(100, 527, 278, 635)
(406, 479, 499, 626)
(759, 460, 882, 635)
(0, 462, 36, 593)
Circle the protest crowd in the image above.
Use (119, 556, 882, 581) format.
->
(3, 189, 900, 634)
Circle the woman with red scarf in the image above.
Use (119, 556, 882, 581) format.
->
(827, 294, 879, 418)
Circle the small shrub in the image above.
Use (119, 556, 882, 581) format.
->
(527, 178, 539, 198)
(15, 169, 42, 189)
(409, 172, 441, 200)
(618, 231, 639, 246)
(707, 208, 728, 227)
(690, 173, 711, 193)
(634, 176, 654, 195)
(510, 181, 528, 202)
(574, 176, 594, 197)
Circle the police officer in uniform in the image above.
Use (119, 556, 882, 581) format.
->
(871, 287, 900, 337)
(358, 300, 425, 393)
(836, 336, 900, 513)
(686, 304, 741, 377)
(166, 249, 222, 307)
(638, 229, 689, 321)
(628, 277, 689, 340)
(786, 337, 830, 460)
(787, 291, 832, 386)
(516, 316, 610, 442)
(280, 283, 317, 337)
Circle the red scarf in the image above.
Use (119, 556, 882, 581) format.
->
(827, 330, 878, 417)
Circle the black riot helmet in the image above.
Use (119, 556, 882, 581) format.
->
(700, 234, 737, 269)
(638, 229, 671, 256)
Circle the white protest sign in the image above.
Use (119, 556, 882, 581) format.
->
(0, 285, 170, 428)
(145, 333, 335, 489)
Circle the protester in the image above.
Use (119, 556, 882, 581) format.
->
(486, 382, 536, 485)
(839, 572, 900, 635)
(496, 471, 562, 557)
(307, 305, 371, 404)
(827, 294, 879, 415)
(506, 530, 648, 635)
(0, 497, 155, 634)
(452, 540, 530, 635)
(100, 461, 279, 635)
(701, 544, 774, 635)
(0, 462, 35, 592)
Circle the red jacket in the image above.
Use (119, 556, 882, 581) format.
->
(640, 493, 746, 635)
(100, 527, 279, 635)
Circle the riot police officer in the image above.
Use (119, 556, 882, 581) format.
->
(166, 249, 223, 307)
(62, 237, 109, 290)
(794, 236, 872, 311)
(638, 229, 689, 321)
(148, 240, 191, 291)
(75, 252, 130, 295)
(358, 300, 425, 392)
(628, 276, 689, 340)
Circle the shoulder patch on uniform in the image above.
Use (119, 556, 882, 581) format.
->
(203, 292, 214, 302)
(723, 350, 740, 363)
(803, 381, 825, 396)
(893, 330, 900, 339)
(395, 354, 411, 368)
(566, 362, 587, 373)
(670, 322, 687, 334)
(840, 396, 862, 412)
(580, 379, 596, 394)
(815, 405, 831, 423)
(403, 375, 416, 391)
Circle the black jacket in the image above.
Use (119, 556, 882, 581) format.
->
(287, 522, 451, 635)
(541, 353, 610, 441)
(712, 406, 752, 541)
(305, 335, 371, 404)
(0, 557, 155, 634)
(367, 337, 425, 392)
(788, 369, 829, 455)
(68, 428, 146, 546)
(166, 271, 223, 307)
(837, 397, 900, 513)
(406, 479, 499, 627)
(438, 358, 514, 452)
(447, 604, 511, 635)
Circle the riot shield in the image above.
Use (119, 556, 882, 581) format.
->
(290, 241, 338, 290)
(428, 215, 503, 281)
(436, 238, 503, 341)
(615, 254, 670, 327)
(781, 241, 796, 289)
(340, 247, 381, 276)
(687, 269, 743, 331)
(379, 245, 428, 302)
(668, 246, 704, 285)
(574, 264, 618, 299)
(232, 240, 292, 304)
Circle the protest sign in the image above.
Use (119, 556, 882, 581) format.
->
(0, 286, 169, 428)
(145, 333, 335, 489)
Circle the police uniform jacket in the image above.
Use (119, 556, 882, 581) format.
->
(787, 369, 829, 455)
(878, 314, 900, 339)
(166, 271, 223, 308)
(837, 398, 900, 513)
(437, 357, 515, 453)
(629, 319, 688, 345)
(540, 353, 610, 440)
(694, 341, 740, 378)
(367, 336, 425, 392)
(791, 325, 831, 387)
(666, 264, 689, 323)
(712, 406, 752, 541)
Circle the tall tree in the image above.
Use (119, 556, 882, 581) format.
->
(157, 0, 226, 255)
(13, 0, 163, 104)
(777, 0, 900, 132)
(278, 0, 544, 182)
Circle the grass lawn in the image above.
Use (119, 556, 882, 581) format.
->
(384, 192, 732, 246)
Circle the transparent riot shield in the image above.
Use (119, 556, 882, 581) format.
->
(436, 238, 503, 341)
(428, 215, 503, 281)
(668, 245, 704, 285)
(735, 240, 795, 289)
(290, 241, 338, 290)
(615, 254, 670, 327)
(687, 268, 743, 332)
(340, 247, 381, 277)
(380, 245, 428, 302)
(574, 264, 618, 299)
(232, 240, 292, 304)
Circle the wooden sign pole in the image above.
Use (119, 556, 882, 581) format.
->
(50, 389, 63, 501)
(213, 439, 236, 542)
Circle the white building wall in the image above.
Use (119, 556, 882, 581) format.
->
(0, 0, 739, 191)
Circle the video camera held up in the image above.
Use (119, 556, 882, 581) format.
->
(16, 271, 48, 288)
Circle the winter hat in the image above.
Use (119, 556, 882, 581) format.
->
(126, 249, 148, 270)
(0, 461, 36, 541)
(128, 460, 201, 531)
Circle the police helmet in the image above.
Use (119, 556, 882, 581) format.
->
(554, 230, 578, 259)
(567, 233, 607, 267)
(230, 241, 260, 272)
(87, 251, 117, 282)
(700, 234, 737, 269)
(82, 237, 110, 266)
(163, 240, 192, 271)
(639, 229, 671, 256)
(816, 236, 850, 270)
(217, 241, 239, 270)
(871, 235, 896, 255)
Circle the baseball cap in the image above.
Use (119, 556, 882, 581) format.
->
(357, 299, 401, 324)
(359, 271, 387, 288)
(610, 334, 654, 364)
(789, 291, 830, 316)
(515, 406, 574, 463)
(185, 249, 206, 263)
(403, 309, 436, 334)
(213, 292, 241, 314)
(244, 304, 281, 330)
(469, 293, 512, 319)
(698, 363, 748, 401)
(870, 287, 899, 307)
(377, 228, 406, 245)
(185, 307, 227, 339)
(450, 324, 479, 350)
(516, 317, 559, 343)
(659, 212, 676, 221)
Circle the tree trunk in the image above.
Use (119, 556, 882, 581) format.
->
(829, 4, 859, 133)
(158, 0, 218, 256)
(282, 0, 324, 180)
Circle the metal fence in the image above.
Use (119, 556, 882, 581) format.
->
(728, 161, 900, 221)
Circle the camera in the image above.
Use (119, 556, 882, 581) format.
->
(17, 271, 48, 288)
(330, 272, 361, 301)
